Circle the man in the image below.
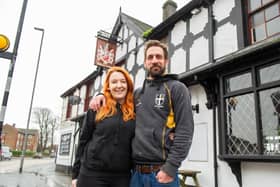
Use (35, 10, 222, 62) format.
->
(90, 40, 194, 187)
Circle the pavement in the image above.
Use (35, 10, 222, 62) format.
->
(0, 157, 72, 187)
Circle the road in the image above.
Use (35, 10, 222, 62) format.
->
(0, 156, 53, 173)
(0, 157, 71, 187)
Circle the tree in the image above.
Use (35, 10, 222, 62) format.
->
(49, 115, 59, 151)
(32, 107, 59, 152)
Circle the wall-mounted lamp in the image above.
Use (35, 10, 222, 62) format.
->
(192, 104, 199, 113)
(228, 97, 238, 110)
(191, 8, 201, 15)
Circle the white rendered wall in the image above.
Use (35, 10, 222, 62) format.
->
(189, 8, 209, 69)
(202, 1, 238, 186)
(127, 53, 135, 72)
(71, 89, 80, 118)
(134, 68, 145, 89)
(170, 21, 186, 74)
(190, 8, 208, 35)
(136, 45, 144, 66)
(213, 0, 235, 22)
(138, 37, 144, 46)
(101, 70, 106, 85)
(190, 36, 209, 69)
(170, 48, 186, 74)
(128, 35, 136, 52)
(123, 25, 129, 40)
(180, 85, 240, 187)
(115, 26, 127, 60)
(180, 85, 215, 187)
(134, 45, 145, 89)
(214, 23, 238, 59)
(213, 0, 238, 59)
(217, 160, 240, 187)
(78, 85, 86, 115)
(171, 20, 186, 46)
(242, 162, 280, 187)
(94, 75, 101, 90)
(61, 97, 68, 121)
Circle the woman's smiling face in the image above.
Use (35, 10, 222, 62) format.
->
(108, 71, 128, 104)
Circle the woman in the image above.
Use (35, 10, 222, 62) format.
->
(72, 66, 135, 187)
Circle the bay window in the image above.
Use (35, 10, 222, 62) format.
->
(221, 60, 280, 160)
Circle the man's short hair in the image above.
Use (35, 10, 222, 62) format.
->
(144, 40, 168, 60)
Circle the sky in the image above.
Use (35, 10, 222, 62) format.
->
(0, 0, 186, 129)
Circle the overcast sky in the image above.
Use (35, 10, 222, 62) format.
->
(0, 0, 186, 129)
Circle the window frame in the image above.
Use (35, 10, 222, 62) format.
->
(219, 57, 280, 161)
(246, 0, 280, 44)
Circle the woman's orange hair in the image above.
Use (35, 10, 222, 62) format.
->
(95, 66, 135, 123)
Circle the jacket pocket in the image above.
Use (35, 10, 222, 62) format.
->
(87, 138, 104, 156)
(85, 138, 106, 167)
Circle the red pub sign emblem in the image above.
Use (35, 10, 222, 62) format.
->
(94, 36, 117, 68)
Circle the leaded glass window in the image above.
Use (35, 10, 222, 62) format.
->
(222, 61, 280, 158)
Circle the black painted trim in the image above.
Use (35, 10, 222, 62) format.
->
(148, 0, 215, 39)
(0, 52, 13, 60)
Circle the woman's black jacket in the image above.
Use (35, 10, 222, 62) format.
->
(72, 108, 135, 179)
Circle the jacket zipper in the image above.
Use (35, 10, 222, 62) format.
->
(161, 125, 166, 160)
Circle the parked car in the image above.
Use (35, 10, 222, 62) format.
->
(50, 151, 56, 158)
(33, 152, 43, 159)
(0, 146, 12, 160)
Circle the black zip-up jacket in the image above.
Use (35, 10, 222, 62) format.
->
(72, 107, 135, 179)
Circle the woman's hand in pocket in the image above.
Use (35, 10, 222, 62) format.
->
(72, 179, 77, 187)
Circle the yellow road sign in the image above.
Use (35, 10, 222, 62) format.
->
(0, 34, 10, 52)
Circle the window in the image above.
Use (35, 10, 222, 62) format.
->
(78, 85, 87, 115)
(84, 83, 93, 112)
(66, 97, 72, 119)
(247, 0, 280, 43)
(61, 98, 68, 120)
(225, 72, 252, 93)
(221, 61, 280, 160)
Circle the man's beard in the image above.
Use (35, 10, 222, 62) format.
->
(148, 66, 165, 78)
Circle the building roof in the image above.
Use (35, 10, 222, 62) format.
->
(60, 67, 102, 97)
(111, 11, 153, 42)
(147, 0, 215, 39)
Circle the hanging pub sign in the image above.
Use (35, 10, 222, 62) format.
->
(94, 31, 117, 68)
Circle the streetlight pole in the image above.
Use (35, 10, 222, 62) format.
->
(19, 27, 45, 173)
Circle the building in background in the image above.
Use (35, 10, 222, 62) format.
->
(1, 124, 17, 150)
(16, 128, 39, 152)
(2, 124, 39, 152)
(57, 0, 280, 186)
